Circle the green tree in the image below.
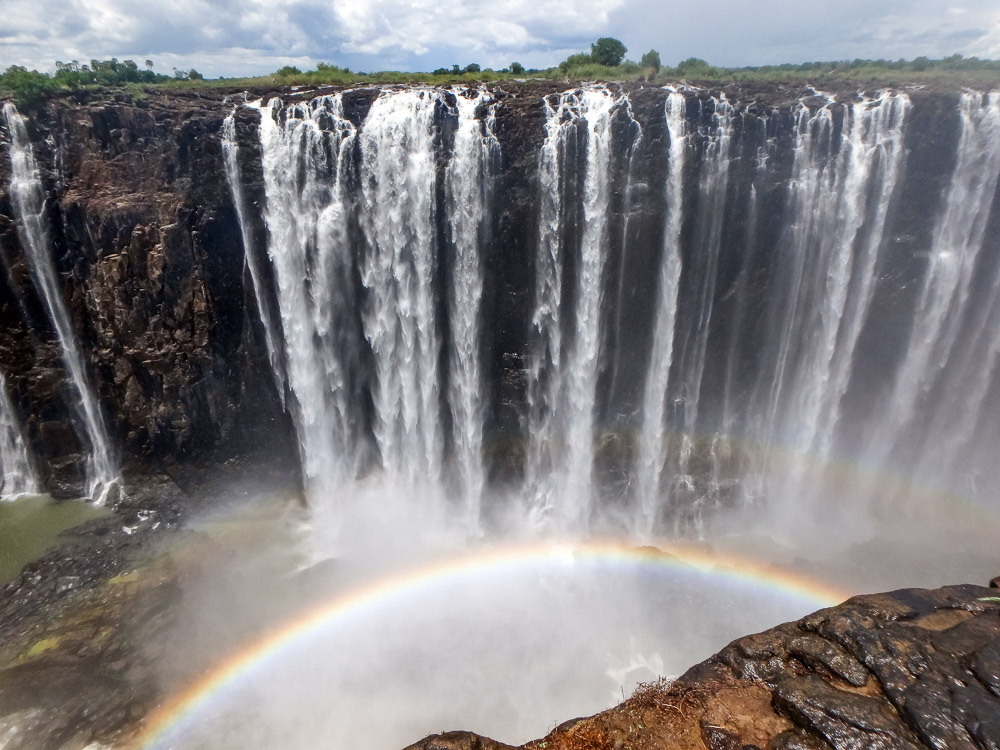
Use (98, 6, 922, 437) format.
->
(274, 65, 302, 77)
(0, 66, 58, 107)
(463, 63, 481, 73)
(590, 37, 627, 67)
(510, 61, 525, 75)
(640, 49, 661, 71)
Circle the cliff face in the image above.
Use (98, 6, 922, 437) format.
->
(0, 83, 978, 500)
(0, 90, 296, 494)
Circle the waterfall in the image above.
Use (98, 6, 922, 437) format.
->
(358, 89, 446, 492)
(254, 94, 363, 513)
(0, 372, 37, 498)
(867, 91, 1000, 482)
(675, 95, 734, 465)
(660, 94, 735, 535)
(3, 103, 118, 503)
(524, 87, 619, 530)
(634, 91, 687, 535)
(712, 116, 775, 498)
(751, 92, 911, 509)
(445, 88, 498, 532)
(222, 108, 287, 408)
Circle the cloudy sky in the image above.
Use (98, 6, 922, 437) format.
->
(2, 0, 999, 78)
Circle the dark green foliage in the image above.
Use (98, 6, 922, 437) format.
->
(0, 66, 58, 107)
(559, 52, 593, 73)
(317, 62, 350, 74)
(640, 49, 661, 71)
(590, 37, 627, 67)
(676, 57, 714, 76)
(2, 52, 999, 104)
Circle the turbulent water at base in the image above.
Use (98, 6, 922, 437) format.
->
(3, 103, 118, 503)
(215, 85, 1000, 541)
(0, 372, 37, 497)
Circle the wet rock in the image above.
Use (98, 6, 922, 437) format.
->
(701, 721, 759, 750)
(772, 674, 924, 750)
(769, 730, 832, 750)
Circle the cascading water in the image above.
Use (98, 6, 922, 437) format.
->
(673, 95, 734, 449)
(444, 88, 498, 532)
(866, 92, 1000, 487)
(235, 87, 503, 543)
(634, 90, 687, 536)
(236, 85, 1000, 540)
(254, 94, 363, 520)
(751, 92, 911, 513)
(0, 372, 37, 498)
(358, 89, 446, 493)
(222, 108, 287, 409)
(3, 103, 118, 503)
(524, 87, 621, 531)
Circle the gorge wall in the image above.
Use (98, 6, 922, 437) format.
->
(0, 82, 998, 539)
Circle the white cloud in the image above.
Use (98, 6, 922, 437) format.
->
(0, 0, 998, 77)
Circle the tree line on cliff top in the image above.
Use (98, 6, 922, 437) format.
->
(3, 44, 1000, 108)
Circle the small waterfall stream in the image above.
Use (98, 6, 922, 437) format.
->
(222, 109, 287, 409)
(635, 90, 687, 535)
(3, 103, 118, 503)
(0, 372, 37, 498)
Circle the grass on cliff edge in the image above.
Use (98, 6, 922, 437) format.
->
(4, 54, 1000, 109)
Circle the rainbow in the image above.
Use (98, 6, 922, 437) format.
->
(134, 539, 850, 749)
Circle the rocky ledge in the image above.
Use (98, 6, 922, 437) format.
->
(407, 578, 1000, 750)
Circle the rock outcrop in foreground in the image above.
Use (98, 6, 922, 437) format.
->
(407, 578, 1000, 750)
